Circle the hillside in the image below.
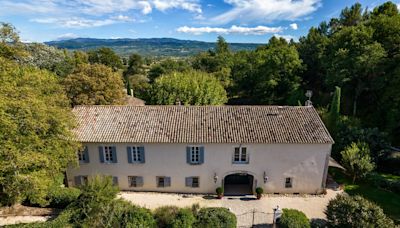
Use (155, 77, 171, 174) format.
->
(45, 38, 261, 57)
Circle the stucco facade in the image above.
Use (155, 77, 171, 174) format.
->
(67, 142, 332, 194)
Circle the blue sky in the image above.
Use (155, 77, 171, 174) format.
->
(0, 0, 399, 43)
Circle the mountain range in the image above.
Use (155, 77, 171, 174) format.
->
(45, 38, 262, 57)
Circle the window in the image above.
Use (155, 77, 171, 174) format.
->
(185, 177, 199, 188)
(157, 176, 171, 188)
(187, 146, 204, 164)
(127, 146, 145, 163)
(190, 146, 200, 163)
(78, 146, 89, 163)
(285, 177, 292, 188)
(104, 146, 113, 162)
(233, 147, 248, 163)
(128, 176, 143, 187)
(99, 146, 117, 163)
(74, 175, 88, 186)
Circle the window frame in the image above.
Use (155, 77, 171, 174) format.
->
(190, 146, 200, 164)
(285, 177, 293, 188)
(103, 146, 114, 163)
(78, 150, 86, 162)
(130, 146, 142, 163)
(191, 177, 199, 188)
(157, 176, 166, 188)
(233, 146, 249, 164)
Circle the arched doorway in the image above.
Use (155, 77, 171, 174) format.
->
(223, 173, 254, 195)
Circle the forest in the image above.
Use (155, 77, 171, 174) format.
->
(0, 1, 400, 226)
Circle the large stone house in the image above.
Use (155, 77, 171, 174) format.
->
(66, 105, 334, 195)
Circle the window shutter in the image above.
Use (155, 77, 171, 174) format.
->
(75, 176, 82, 186)
(139, 146, 145, 163)
(99, 146, 104, 163)
(112, 146, 117, 163)
(186, 147, 191, 164)
(137, 176, 144, 187)
(127, 147, 132, 163)
(165, 177, 171, 187)
(199, 146, 204, 164)
(112, 176, 119, 186)
(185, 177, 192, 187)
(84, 146, 89, 163)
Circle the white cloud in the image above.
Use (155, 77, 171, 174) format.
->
(31, 17, 117, 28)
(111, 14, 135, 22)
(177, 25, 283, 35)
(211, 0, 321, 24)
(289, 23, 298, 30)
(56, 33, 79, 40)
(273, 34, 297, 42)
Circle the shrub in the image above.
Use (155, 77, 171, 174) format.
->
(69, 175, 119, 227)
(279, 208, 310, 228)
(195, 207, 236, 228)
(154, 205, 180, 228)
(325, 194, 394, 227)
(216, 187, 224, 195)
(256, 187, 264, 194)
(171, 208, 195, 228)
(47, 187, 81, 208)
(310, 218, 327, 228)
(113, 200, 156, 228)
(368, 172, 400, 194)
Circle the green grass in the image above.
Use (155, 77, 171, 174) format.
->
(330, 169, 400, 224)
(379, 173, 400, 181)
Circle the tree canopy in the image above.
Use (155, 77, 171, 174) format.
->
(0, 57, 79, 206)
(63, 63, 126, 106)
(149, 70, 228, 105)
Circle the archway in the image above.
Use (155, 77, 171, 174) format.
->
(223, 173, 254, 195)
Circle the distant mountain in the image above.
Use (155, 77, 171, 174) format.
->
(45, 38, 262, 57)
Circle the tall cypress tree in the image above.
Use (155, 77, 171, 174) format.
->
(327, 86, 341, 136)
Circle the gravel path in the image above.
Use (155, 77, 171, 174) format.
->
(119, 189, 342, 227)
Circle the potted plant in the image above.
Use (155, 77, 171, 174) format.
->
(255, 187, 264, 199)
(216, 187, 224, 199)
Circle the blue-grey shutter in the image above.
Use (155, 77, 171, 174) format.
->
(112, 146, 117, 163)
(185, 177, 192, 187)
(199, 146, 204, 164)
(139, 146, 145, 163)
(84, 146, 89, 163)
(127, 147, 132, 163)
(99, 146, 104, 163)
(112, 176, 118, 186)
(186, 147, 191, 164)
(137, 176, 144, 187)
(165, 177, 171, 187)
(75, 176, 81, 186)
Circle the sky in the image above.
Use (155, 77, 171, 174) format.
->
(0, 0, 399, 43)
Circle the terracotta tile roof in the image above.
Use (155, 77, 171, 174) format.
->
(72, 105, 334, 144)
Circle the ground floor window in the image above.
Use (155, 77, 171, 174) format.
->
(186, 176, 199, 188)
(157, 176, 171, 187)
(74, 175, 88, 186)
(285, 177, 292, 188)
(128, 176, 143, 187)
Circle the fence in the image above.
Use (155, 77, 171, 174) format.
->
(236, 209, 275, 228)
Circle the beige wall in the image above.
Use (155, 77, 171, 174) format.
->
(67, 143, 332, 194)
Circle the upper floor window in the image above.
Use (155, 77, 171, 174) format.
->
(233, 147, 248, 163)
(127, 146, 145, 163)
(187, 146, 204, 164)
(99, 146, 117, 163)
(78, 146, 89, 163)
(285, 177, 293, 188)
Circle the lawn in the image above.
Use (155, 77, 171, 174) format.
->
(330, 169, 400, 224)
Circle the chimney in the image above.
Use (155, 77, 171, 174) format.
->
(305, 90, 313, 107)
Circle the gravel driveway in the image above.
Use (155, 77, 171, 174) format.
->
(119, 189, 342, 227)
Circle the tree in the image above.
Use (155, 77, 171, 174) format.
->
(0, 22, 26, 60)
(253, 36, 303, 104)
(325, 86, 341, 137)
(195, 207, 236, 228)
(326, 24, 386, 116)
(88, 47, 123, 71)
(325, 194, 394, 227)
(339, 3, 363, 26)
(149, 70, 227, 105)
(341, 142, 375, 183)
(124, 53, 144, 78)
(216, 35, 230, 55)
(148, 58, 191, 82)
(63, 63, 126, 106)
(0, 57, 79, 206)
